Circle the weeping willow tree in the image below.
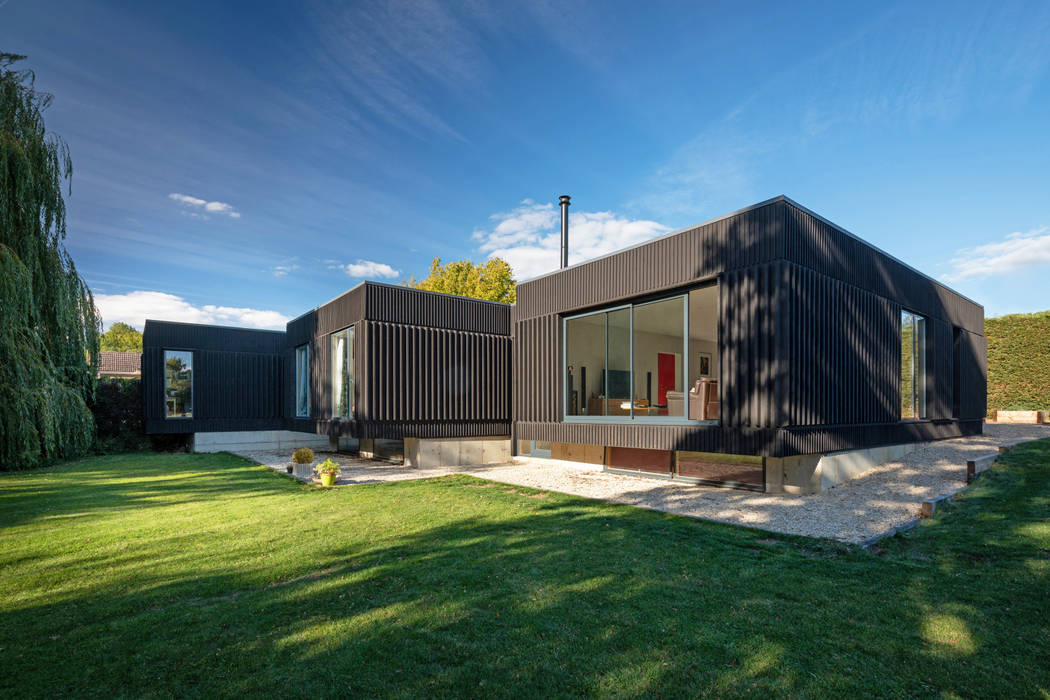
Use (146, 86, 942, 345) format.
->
(1, 53, 100, 470)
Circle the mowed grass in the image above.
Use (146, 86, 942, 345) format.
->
(1, 444, 1049, 698)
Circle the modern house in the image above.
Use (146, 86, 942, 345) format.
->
(142, 281, 512, 462)
(142, 196, 986, 493)
(97, 350, 141, 379)
(512, 196, 985, 492)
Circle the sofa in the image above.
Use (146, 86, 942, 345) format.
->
(665, 379, 719, 420)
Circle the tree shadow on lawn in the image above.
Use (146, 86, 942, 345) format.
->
(1, 446, 1049, 697)
(0, 452, 303, 528)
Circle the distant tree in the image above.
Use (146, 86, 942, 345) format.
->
(409, 257, 516, 303)
(100, 322, 142, 352)
(0, 53, 100, 470)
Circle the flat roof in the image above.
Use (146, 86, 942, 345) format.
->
(285, 279, 512, 326)
(517, 195, 982, 310)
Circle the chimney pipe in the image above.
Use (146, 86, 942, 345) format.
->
(559, 195, 571, 269)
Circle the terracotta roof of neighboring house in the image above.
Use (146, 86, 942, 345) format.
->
(98, 351, 141, 377)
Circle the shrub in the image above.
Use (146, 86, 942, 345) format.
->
(314, 458, 339, 476)
(90, 378, 148, 454)
(986, 311, 1050, 416)
(292, 447, 315, 464)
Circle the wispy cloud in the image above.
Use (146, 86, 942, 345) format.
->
(270, 259, 301, 277)
(331, 259, 400, 279)
(95, 290, 290, 330)
(941, 226, 1050, 282)
(169, 192, 242, 219)
(474, 199, 670, 280)
(305, 0, 494, 141)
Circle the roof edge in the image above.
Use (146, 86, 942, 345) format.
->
(142, 319, 286, 334)
(779, 196, 984, 311)
(516, 195, 788, 286)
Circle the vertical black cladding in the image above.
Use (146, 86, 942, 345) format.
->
(513, 196, 986, 458)
(142, 320, 286, 434)
(286, 282, 513, 440)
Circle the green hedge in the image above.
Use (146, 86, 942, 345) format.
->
(90, 378, 149, 454)
(986, 310, 1050, 414)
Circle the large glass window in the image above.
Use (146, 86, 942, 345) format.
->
(295, 345, 310, 418)
(564, 285, 718, 422)
(901, 310, 926, 420)
(164, 350, 193, 419)
(331, 327, 355, 418)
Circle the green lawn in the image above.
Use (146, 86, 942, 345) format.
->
(1, 445, 1048, 698)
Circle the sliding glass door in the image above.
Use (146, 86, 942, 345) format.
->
(563, 284, 718, 423)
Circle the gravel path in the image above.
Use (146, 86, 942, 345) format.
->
(238, 423, 1050, 544)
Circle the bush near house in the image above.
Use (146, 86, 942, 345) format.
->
(985, 310, 1050, 416)
(90, 378, 148, 454)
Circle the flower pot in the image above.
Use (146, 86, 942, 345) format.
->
(286, 465, 294, 474)
(320, 472, 337, 487)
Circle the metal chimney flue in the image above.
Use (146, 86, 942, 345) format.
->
(559, 195, 571, 269)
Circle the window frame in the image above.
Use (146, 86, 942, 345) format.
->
(162, 348, 194, 420)
(295, 344, 310, 418)
(562, 283, 718, 426)
(900, 309, 927, 421)
(330, 325, 355, 420)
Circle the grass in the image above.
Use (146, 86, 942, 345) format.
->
(1, 445, 1049, 698)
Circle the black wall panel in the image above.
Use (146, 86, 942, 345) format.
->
(143, 321, 285, 434)
(512, 197, 986, 458)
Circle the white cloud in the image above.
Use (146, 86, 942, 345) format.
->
(168, 192, 242, 219)
(271, 263, 300, 277)
(95, 290, 291, 331)
(941, 226, 1050, 282)
(473, 199, 671, 280)
(332, 259, 400, 279)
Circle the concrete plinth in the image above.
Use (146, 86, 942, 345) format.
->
(765, 442, 921, 494)
(192, 430, 329, 454)
(404, 436, 511, 468)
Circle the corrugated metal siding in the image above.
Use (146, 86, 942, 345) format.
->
(958, 330, 988, 420)
(365, 282, 510, 334)
(515, 202, 785, 321)
(779, 262, 899, 427)
(782, 202, 983, 333)
(363, 320, 510, 423)
(512, 198, 986, 458)
(284, 283, 513, 439)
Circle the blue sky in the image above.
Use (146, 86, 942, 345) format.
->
(3, 0, 1049, 329)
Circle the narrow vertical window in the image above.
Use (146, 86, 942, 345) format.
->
(331, 327, 355, 418)
(901, 310, 927, 420)
(295, 345, 309, 418)
(164, 350, 193, 418)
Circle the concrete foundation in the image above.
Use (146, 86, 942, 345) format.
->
(192, 430, 330, 454)
(765, 442, 921, 494)
(404, 436, 511, 468)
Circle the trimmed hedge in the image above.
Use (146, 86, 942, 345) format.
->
(986, 310, 1050, 415)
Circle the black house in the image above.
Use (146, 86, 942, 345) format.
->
(143, 196, 986, 492)
(512, 196, 985, 491)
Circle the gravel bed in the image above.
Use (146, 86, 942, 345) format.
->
(237, 423, 1050, 544)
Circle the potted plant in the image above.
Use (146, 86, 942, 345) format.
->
(314, 458, 340, 487)
(290, 447, 314, 474)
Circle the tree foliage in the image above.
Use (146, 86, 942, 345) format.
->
(1, 53, 100, 470)
(409, 256, 516, 303)
(100, 321, 142, 352)
(986, 310, 1050, 414)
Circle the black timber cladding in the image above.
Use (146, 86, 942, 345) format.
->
(142, 320, 286, 434)
(285, 282, 512, 439)
(513, 196, 986, 457)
